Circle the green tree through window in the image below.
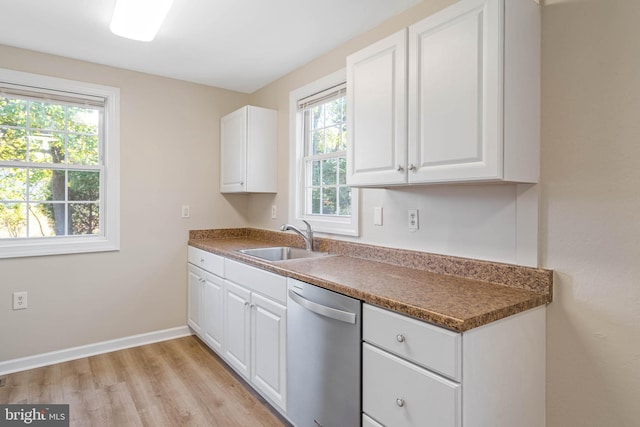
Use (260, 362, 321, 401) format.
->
(303, 93, 351, 217)
(0, 96, 101, 238)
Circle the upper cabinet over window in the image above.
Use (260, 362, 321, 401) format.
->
(347, 0, 540, 187)
(220, 105, 277, 193)
(347, 31, 407, 186)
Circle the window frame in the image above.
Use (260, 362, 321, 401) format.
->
(288, 69, 359, 236)
(0, 68, 120, 258)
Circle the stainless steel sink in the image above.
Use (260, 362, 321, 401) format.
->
(238, 246, 333, 262)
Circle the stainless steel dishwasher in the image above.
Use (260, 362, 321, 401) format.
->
(286, 278, 362, 427)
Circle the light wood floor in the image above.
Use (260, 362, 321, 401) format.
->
(0, 336, 289, 427)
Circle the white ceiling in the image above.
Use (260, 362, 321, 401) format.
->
(0, 0, 421, 93)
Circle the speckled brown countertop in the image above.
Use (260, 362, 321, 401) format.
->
(188, 228, 553, 332)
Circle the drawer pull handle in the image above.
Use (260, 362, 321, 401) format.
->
(396, 334, 405, 343)
(396, 398, 405, 407)
(200, 258, 204, 263)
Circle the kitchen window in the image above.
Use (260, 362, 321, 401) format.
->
(289, 69, 359, 236)
(0, 68, 120, 258)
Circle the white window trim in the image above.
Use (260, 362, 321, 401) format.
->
(288, 69, 359, 236)
(0, 68, 120, 258)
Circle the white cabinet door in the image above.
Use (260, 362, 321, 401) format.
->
(202, 271, 224, 354)
(251, 292, 287, 410)
(187, 265, 203, 335)
(347, 29, 407, 186)
(223, 280, 251, 379)
(220, 106, 277, 193)
(220, 107, 247, 193)
(408, 0, 501, 183)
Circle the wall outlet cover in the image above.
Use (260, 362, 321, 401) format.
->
(408, 209, 419, 231)
(13, 291, 27, 310)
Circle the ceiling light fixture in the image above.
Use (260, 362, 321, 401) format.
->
(109, 0, 174, 42)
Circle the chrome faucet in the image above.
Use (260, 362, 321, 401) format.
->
(281, 220, 314, 251)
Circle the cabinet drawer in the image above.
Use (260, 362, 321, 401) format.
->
(224, 259, 287, 304)
(363, 304, 461, 381)
(363, 343, 461, 427)
(188, 246, 224, 276)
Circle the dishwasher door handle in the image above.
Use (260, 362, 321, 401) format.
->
(288, 289, 357, 324)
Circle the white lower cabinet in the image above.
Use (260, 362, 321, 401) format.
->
(222, 282, 287, 411)
(222, 278, 287, 411)
(363, 304, 461, 427)
(362, 303, 546, 427)
(187, 247, 287, 413)
(250, 292, 287, 408)
(222, 260, 288, 412)
(201, 268, 225, 354)
(364, 343, 461, 427)
(187, 247, 224, 341)
(187, 265, 204, 335)
(223, 280, 252, 377)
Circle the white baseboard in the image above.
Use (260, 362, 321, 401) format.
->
(0, 326, 193, 376)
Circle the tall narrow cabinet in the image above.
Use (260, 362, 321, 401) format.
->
(220, 105, 277, 193)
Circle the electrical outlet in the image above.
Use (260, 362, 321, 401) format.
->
(13, 291, 27, 310)
(271, 205, 277, 219)
(408, 209, 419, 231)
(181, 205, 190, 218)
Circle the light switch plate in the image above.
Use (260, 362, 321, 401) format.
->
(374, 207, 383, 226)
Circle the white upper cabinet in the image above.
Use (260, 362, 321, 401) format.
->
(347, 0, 540, 186)
(347, 30, 407, 186)
(220, 105, 277, 193)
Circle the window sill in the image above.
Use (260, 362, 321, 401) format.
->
(297, 215, 359, 237)
(0, 236, 120, 259)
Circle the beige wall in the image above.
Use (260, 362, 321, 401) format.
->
(542, 0, 640, 426)
(250, 0, 640, 425)
(0, 45, 249, 361)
